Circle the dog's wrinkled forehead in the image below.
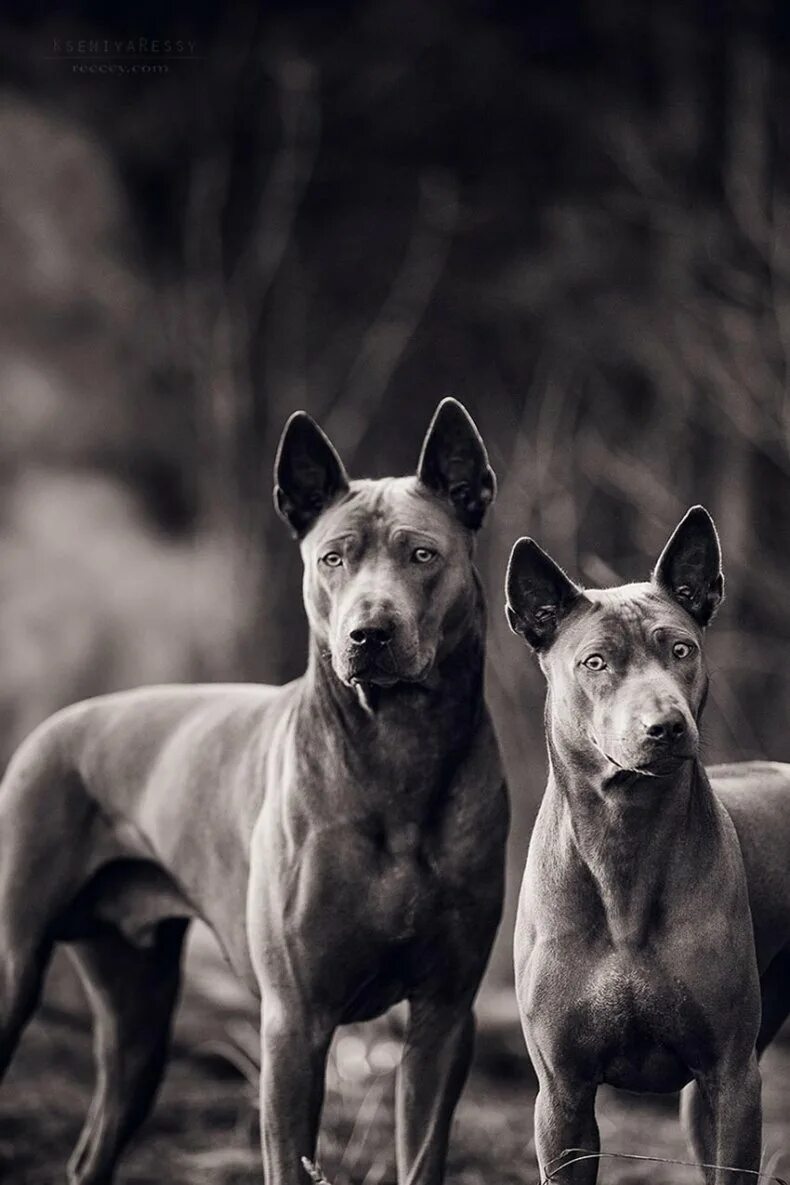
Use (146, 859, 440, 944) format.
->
(303, 476, 469, 552)
(556, 582, 703, 659)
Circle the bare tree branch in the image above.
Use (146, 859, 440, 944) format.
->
(325, 169, 459, 461)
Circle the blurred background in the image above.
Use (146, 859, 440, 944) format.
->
(1, 1, 790, 1181)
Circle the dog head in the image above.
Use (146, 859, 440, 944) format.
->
(505, 507, 723, 784)
(274, 399, 495, 690)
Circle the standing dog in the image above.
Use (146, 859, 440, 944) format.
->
(505, 507, 790, 1185)
(0, 398, 508, 1185)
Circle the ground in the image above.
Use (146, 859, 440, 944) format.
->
(1, 932, 788, 1185)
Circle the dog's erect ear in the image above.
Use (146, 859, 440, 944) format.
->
(417, 398, 496, 530)
(653, 505, 724, 627)
(274, 412, 350, 538)
(506, 537, 584, 651)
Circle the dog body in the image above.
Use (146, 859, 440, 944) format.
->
(0, 400, 508, 1185)
(506, 509, 790, 1185)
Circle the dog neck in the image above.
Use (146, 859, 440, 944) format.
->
(297, 593, 487, 811)
(545, 716, 718, 948)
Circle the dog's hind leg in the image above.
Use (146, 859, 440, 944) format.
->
(756, 944, 790, 1056)
(0, 930, 54, 1081)
(0, 759, 85, 1081)
(66, 918, 188, 1185)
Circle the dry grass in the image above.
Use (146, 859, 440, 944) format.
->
(0, 945, 788, 1185)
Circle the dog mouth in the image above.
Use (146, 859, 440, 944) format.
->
(606, 754, 693, 783)
(343, 653, 434, 689)
(349, 671, 399, 688)
(593, 737, 695, 782)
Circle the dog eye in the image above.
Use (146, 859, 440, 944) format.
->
(322, 551, 343, 568)
(583, 654, 607, 671)
(672, 641, 695, 660)
(412, 547, 437, 564)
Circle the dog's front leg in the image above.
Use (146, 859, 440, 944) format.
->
(259, 996, 334, 1185)
(394, 997, 475, 1185)
(532, 1075, 599, 1185)
(683, 1055, 762, 1185)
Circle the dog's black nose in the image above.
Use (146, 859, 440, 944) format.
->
(349, 625, 393, 649)
(644, 711, 687, 743)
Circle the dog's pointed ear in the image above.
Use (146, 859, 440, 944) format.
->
(417, 398, 496, 530)
(273, 412, 350, 538)
(505, 537, 584, 650)
(653, 505, 724, 627)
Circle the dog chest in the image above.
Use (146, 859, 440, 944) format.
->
(274, 807, 492, 959)
(596, 955, 712, 1070)
(522, 941, 718, 1094)
(351, 821, 455, 943)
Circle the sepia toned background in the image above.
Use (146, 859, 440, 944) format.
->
(1, 1, 789, 1182)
